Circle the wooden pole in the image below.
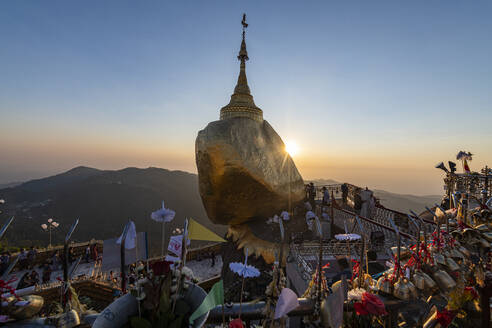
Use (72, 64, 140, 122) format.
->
(222, 303, 226, 328)
(330, 191, 335, 239)
(161, 221, 166, 258)
(359, 236, 364, 288)
(239, 275, 245, 319)
(172, 219, 188, 313)
(317, 218, 323, 306)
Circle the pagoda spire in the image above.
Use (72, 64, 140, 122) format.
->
(220, 14, 263, 122)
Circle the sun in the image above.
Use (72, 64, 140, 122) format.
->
(285, 140, 299, 156)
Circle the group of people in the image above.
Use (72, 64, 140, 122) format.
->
(17, 270, 40, 289)
(353, 187, 376, 218)
(304, 182, 379, 239)
(1, 243, 102, 290)
(18, 247, 38, 271)
(85, 243, 100, 264)
(305, 182, 348, 209)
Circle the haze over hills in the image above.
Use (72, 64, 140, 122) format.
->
(0, 168, 442, 252)
(0, 166, 227, 255)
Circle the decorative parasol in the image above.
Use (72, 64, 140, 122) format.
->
(150, 201, 176, 257)
(229, 248, 260, 278)
(334, 234, 361, 241)
(229, 248, 259, 319)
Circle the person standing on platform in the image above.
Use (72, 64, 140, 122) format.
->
(308, 182, 316, 210)
(27, 246, 37, 269)
(210, 251, 215, 267)
(341, 183, 349, 205)
(354, 189, 362, 215)
(322, 186, 330, 207)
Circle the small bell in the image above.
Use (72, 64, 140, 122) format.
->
(433, 269, 456, 291)
(57, 310, 81, 328)
(433, 253, 446, 266)
(412, 271, 426, 290)
(445, 257, 460, 271)
(376, 274, 393, 295)
(393, 278, 413, 301)
(10, 295, 44, 320)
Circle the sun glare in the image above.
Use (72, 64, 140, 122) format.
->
(285, 141, 299, 156)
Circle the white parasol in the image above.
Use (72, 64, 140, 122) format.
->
(150, 201, 176, 257)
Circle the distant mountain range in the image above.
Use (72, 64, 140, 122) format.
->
(0, 166, 226, 255)
(0, 168, 442, 253)
(0, 181, 22, 189)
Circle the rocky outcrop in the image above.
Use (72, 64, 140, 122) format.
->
(195, 117, 305, 225)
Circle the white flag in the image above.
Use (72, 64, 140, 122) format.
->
(167, 234, 189, 256)
(274, 288, 299, 319)
(168, 235, 182, 256)
(117, 221, 137, 249)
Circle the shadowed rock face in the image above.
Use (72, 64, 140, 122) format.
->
(196, 117, 304, 225)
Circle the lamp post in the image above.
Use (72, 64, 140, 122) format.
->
(41, 218, 59, 248)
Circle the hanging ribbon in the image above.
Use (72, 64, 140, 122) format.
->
(418, 242, 433, 265)
(351, 259, 360, 282)
(389, 255, 402, 282)
(0, 277, 19, 301)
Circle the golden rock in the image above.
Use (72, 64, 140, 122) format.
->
(196, 118, 304, 225)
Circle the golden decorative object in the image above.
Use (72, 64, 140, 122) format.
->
(482, 232, 492, 242)
(57, 309, 81, 328)
(433, 269, 456, 291)
(478, 238, 490, 248)
(475, 224, 489, 232)
(407, 279, 418, 298)
(11, 295, 44, 319)
(412, 270, 429, 290)
(458, 246, 471, 258)
(376, 274, 393, 295)
(445, 257, 460, 271)
(352, 273, 374, 289)
(421, 271, 437, 290)
(393, 278, 415, 300)
(433, 252, 446, 266)
(449, 248, 464, 260)
(220, 29, 263, 123)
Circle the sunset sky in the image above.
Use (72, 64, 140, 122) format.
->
(1, 1, 491, 195)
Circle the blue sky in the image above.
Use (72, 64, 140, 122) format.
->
(1, 1, 491, 194)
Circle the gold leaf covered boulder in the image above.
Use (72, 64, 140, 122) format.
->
(196, 118, 304, 225)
